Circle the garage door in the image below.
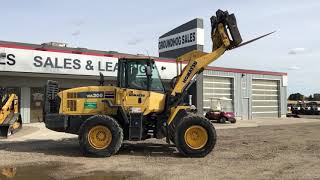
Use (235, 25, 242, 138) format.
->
(203, 76, 234, 113)
(252, 79, 280, 118)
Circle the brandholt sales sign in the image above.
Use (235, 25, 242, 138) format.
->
(0, 47, 176, 79)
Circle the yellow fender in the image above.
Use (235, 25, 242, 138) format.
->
(167, 105, 190, 125)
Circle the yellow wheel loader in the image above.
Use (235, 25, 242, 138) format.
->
(0, 88, 22, 138)
(43, 10, 273, 157)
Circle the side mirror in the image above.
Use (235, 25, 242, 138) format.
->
(99, 72, 105, 86)
(146, 66, 152, 76)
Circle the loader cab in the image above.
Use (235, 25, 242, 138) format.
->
(117, 58, 165, 93)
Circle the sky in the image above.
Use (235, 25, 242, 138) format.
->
(1, 0, 320, 95)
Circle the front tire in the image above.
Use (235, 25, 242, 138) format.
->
(174, 114, 217, 157)
(219, 117, 227, 123)
(79, 115, 123, 157)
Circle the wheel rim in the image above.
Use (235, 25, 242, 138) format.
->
(184, 125, 208, 150)
(88, 125, 112, 150)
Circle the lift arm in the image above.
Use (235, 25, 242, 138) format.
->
(171, 26, 229, 96)
(170, 9, 274, 97)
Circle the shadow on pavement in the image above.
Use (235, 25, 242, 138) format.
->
(0, 138, 82, 157)
(119, 142, 178, 157)
(0, 138, 179, 158)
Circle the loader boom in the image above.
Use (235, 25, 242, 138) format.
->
(171, 11, 240, 97)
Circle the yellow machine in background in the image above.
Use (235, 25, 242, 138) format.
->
(0, 88, 22, 138)
(44, 9, 273, 157)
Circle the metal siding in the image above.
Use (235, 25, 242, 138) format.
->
(196, 73, 204, 115)
(204, 70, 287, 120)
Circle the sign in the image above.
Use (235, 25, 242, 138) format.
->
(158, 28, 204, 53)
(158, 18, 204, 58)
(282, 76, 288, 87)
(84, 102, 97, 109)
(0, 47, 178, 80)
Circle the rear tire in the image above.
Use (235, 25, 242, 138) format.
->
(79, 115, 123, 157)
(174, 114, 217, 157)
(230, 118, 236, 124)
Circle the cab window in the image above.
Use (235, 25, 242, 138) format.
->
(127, 61, 148, 90)
(150, 63, 164, 92)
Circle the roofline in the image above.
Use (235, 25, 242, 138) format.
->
(0, 40, 287, 76)
(206, 66, 287, 76)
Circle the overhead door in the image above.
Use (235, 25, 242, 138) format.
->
(252, 79, 280, 118)
(203, 76, 234, 113)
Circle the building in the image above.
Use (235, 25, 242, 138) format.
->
(0, 40, 287, 124)
(201, 67, 287, 119)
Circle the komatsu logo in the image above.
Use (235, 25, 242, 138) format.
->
(183, 61, 197, 83)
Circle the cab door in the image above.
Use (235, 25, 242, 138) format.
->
(122, 89, 150, 109)
(116, 59, 151, 113)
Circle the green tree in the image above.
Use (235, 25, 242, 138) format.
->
(307, 95, 313, 101)
(288, 93, 305, 101)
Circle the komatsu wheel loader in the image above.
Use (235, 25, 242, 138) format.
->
(0, 88, 22, 138)
(43, 10, 273, 157)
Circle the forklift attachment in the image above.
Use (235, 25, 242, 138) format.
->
(211, 9, 275, 51)
(211, 9, 243, 50)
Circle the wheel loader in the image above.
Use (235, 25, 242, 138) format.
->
(0, 88, 22, 138)
(43, 9, 273, 157)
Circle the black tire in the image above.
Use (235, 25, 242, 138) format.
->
(79, 115, 123, 157)
(174, 114, 217, 157)
(230, 118, 236, 124)
(219, 117, 227, 123)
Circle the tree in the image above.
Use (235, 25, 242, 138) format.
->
(307, 95, 313, 101)
(313, 94, 320, 101)
(288, 93, 305, 101)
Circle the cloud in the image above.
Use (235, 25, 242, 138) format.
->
(72, 20, 85, 27)
(71, 30, 81, 36)
(127, 38, 143, 45)
(288, 65, 301, 70)
(288, 48, 307, 55)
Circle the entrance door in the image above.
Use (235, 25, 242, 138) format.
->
(30, 87, 44, 123)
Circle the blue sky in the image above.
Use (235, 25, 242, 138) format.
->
(1, 0, 320, 95)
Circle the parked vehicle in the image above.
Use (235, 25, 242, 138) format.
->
(205, 97, 236, 123)
(0, 88, 22, 138)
